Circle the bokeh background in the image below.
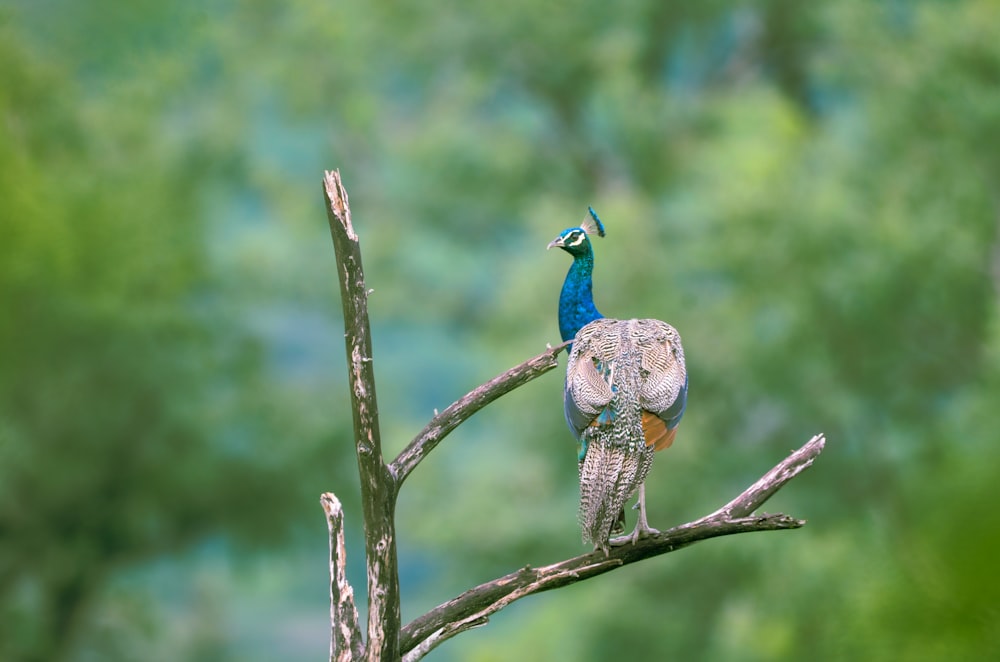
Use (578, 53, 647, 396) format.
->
(3, 0, 1000, 660)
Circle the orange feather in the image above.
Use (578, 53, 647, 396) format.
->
(642, 410, 678, 451)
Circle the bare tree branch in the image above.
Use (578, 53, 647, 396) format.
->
(391, 340, 570, 486)
(702, 433, 826, 521)
(323, 169, 400, 661)
(399, 433, 826, 659)
(322, 493, 363, 662)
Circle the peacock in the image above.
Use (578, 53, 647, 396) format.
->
(549, 209, 688, 554)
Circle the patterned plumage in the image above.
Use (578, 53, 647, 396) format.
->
(549, 210, 688, 554)
(566, 319, 687, 553)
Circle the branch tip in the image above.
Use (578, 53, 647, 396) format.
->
(321, 492, 343, 518)
(323, 169, 357, 241)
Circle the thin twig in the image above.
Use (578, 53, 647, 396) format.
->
(399, 433, 826, 658)
(391, 341, 570, 485)
(322, 493, 363, 662)
(324, 169, 401, 661)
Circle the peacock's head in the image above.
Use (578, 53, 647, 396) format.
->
(546, 206, 606, 257)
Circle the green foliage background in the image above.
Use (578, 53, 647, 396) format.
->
(2, 1, 999, 659)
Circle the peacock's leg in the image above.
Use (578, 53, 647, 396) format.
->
(633, 482, 660, 538)
(610, 482, 659, 546)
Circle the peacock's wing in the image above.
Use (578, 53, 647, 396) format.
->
(631, 319, 688, 451)
(563, 318, 623, 439)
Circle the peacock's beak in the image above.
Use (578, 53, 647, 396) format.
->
(547, 236, 564, 250)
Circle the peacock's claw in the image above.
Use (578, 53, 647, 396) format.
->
(608, 482, 660, 546)
(608, 522, 660, 547)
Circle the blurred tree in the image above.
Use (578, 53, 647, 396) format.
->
(0, 22, 340, 661)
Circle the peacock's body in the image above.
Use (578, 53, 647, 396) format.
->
(549, 209, 688, 553)
(566, 318, 687, 552)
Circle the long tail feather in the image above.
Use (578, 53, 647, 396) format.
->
(579, 433, 653, 553)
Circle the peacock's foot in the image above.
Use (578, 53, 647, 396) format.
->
(608, 522, 660, 547)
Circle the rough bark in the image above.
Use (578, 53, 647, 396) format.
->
(322, 493, 363, 661)
(324, 170, 400, 661)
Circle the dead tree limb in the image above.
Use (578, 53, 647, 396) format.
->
(322, 493, 363, 662)
(398, 434, 825, 659)
(324, 170, 400, 661)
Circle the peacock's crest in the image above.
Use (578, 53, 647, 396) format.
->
(582, 206, 606, 238)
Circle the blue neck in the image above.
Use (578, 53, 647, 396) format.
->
(558, 252, 603, 342)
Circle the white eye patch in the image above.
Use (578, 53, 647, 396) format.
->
(567, 230, 586, 246)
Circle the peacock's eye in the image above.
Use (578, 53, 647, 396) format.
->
(567, 230, 585, 246)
